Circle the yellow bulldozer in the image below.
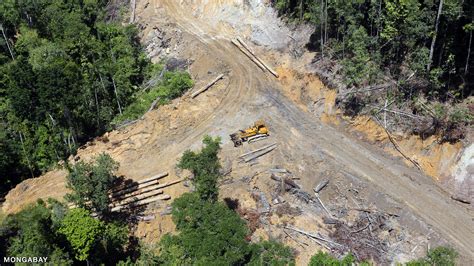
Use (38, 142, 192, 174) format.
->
(230, 120, 269, 147)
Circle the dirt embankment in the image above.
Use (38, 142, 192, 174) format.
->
(3, 0, 473, 264)
(273, 63, 471, 203)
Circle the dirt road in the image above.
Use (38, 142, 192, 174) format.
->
(155, 0, 474, 259)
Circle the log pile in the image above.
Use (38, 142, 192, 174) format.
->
(239, 143, 277, 163)
(70, 172, 182, 213)
(109, 173, 182, 212)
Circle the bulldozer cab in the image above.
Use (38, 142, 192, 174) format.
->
(230, 120, 269, 147)
(254, 120, 268, 135)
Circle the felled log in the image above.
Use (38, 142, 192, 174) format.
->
(191, 74, 224, 98)
(135, 215, 155, 221)
(112, 182, 165, 201)
(231, 39, 266, 71)
(243, 145, 277, 163)
(451, 195, 471, 204)
(239, 143, 277, 158)
(154, 179, 183, 190)
(315, 194, 333, 218)
(111, 194, 171, 212)
(284, 225, 344, 248)
(236, 37, 279, 78)
(129, 0, 136, 23)
(269, 168, 289, 174)
(139, 172, 170, 184)
(111, 172, 169, 195)
(237, 37, 255, 54)
(313, 179, 329, 193)
(147, 97, 161, 113)
(112, 189, 164, 208)
(270, 174, 300, 189)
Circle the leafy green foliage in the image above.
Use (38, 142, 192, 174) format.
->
(117, 243, 161, 265)
(342, 26, 380, 87)
(59, 208, 103, 261)
(406, 246, 458, 266)
(160, 193, 252, 265)
(113, 70, 193, 124)
(178, 136, 222, 202)
(308, 251, 355, 266)
(0, 200, 73, 265)
(0, 0, 160, 191)
(273, 0, 472, 99)
(248, 240, 295, 266)
(65, 153, 118, 216)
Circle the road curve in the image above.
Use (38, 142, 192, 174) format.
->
(156, 0, 474, 259)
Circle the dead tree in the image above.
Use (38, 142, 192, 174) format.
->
(427, 0, 443, 71)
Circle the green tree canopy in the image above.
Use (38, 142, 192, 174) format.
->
(65, 153, 118, 216)
(58, 208, 103, 261)
(178, 136, 222, 202)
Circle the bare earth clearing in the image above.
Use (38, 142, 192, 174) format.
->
(3, 0, 473, 264)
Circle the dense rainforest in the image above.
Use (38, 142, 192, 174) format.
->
(0, 0, 192, 194)
(274, 0, 473, 140)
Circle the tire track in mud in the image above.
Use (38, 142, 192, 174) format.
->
(156, 0, 474, 258)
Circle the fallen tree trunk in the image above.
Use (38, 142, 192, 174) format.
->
(111, 179, 160, 198)
(154, 179, 183, 190)
(231, 39, 266, 71)
(112, 172, 168, 194)
(372, 116, 422, 171)
(111, 194, 171, 212)
(313, 179, 329, 193)
(129, 0, 136, 23)
(270, 174, 300, 189)
(236, 37, 279, 78)
(146, 97, 161, 113)
(112, 189, 164, 208)
(243, 145, 277, 162)
(112, 182, 166, 201)
(451, 195, 471, 204)
(135, 215, 156, 221)
(269, 168, 288, 174)
(191, 74, 224, 98)
(239, 143, 277, 158)
(315, 194, 333, 218)
(284, 225, 344, 248)
(237, 37, 255, 54)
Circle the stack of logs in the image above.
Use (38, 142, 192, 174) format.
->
(239, 143, 277, 163)
(69, 172, 182, 213)
(109, 172, 181, 212)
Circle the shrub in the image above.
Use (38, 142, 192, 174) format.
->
(406, 246, 458, 266)
(248, 240, 295, 266)
(113, 70, 193, 124)
(59, 208, 103, 261)
(65, 153, 118, 216)
(178, 135, 222, 202)
(308, 251, 355, 266)
(159, 192, 251, 265)
(0, 200, 72, 265)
